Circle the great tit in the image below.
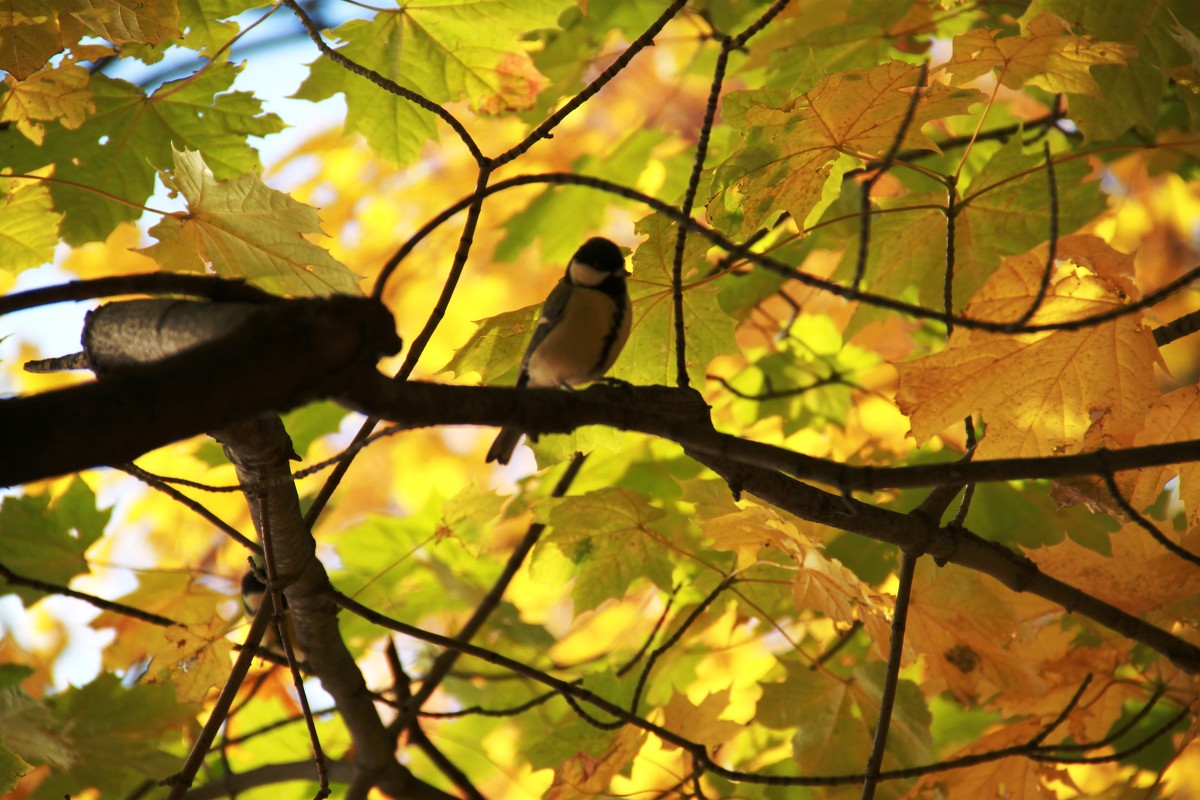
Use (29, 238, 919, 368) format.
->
(485, 237, 632, 465)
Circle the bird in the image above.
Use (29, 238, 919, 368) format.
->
(485, 236, 632, 465)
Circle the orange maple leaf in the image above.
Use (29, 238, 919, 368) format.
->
(896, 235, 1159, 458)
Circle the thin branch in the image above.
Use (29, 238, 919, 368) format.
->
(255, 491, 330, 797)
(1101, 470, 1200, 568)
(1007, 141, 1060, 329)
(1153, 309, 1200, 347)
(399, 452, 588, 722)
(164, 591, 273, 799)
(942, 175, 959, 331)
(812, 620, 862, 669)
(384, 641, 484, 800)
(117, 463, 261, 552)
(671, 38, 730, 390)
(279, 0, 483, 163)
(861, 550, 918, 800)
(330, 586, 1176, 787)
(0, 561, 177, 626)
(631, 576, 736, 715)
(1029, 704, 1192, 765)
(366, 171, 1200, 337)
(309, 165, 495, 527)
(616, 587, 678, 677)
(491, 0, 689, 169)
(854, 62, 929, 293)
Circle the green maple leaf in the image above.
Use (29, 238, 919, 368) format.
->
(0, 478, 108, 606)
(0, 688, 70, 792)
(295, 0, 569, 165)
(757, 0, 935, 93)
(759, 662, 930, 783)
(618, 212, 740, 388)
(176, 0, 265, 57)
(0, 63, 282, 245)
(440, 304, 539, 385)
(34, 675, 192, 798)
(142, 148, 361, 296)
(532, 487, 675, 610)
(1021, 0, 1200, 140)
(0, 177, 60, 275)
(708, 60, 984, 236)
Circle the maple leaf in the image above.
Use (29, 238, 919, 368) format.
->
(0, 64, 283, 244)
(88, 573, 234, 703)
(295, 0, 565, 165)
(661, 688, 747, 751)
(708, 60, 984, 235)
(62, 0, 180, 46)
(0, 478, 108, 606)
(703, 503, 803, 570)
(902, 717, 1068, 800)
(1019, 0, 1195, 141)
(946, 11, 1135, 95)
(142, 148, 362, 296)
(896, 235, 1159, 459)
(176, 0, 264, 57)
(0, 174, 61, 274)
(1028, 521, 1200, 616)
(1123, 385, 1200, 527)
(759, 662, 932, 779)
(621, 212, 740, 387)
(836, 133, 1105, 330)
(533, 487, 675, 610)
(0, 62, 93, 144)
(37, 675, 193, 798)
(904, 561, 1074, 705)
(0, 0, 67, 80)
(547, 725, 646, 800)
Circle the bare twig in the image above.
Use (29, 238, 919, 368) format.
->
(855, 63, 930, 293)
(1007, 141, 1061, 328)
(861, 550, 918, 800)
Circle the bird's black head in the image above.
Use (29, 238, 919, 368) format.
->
(573, 237, 626, 273)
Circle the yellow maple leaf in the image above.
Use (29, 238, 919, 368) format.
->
(946, 11, 1135, 95)
(902, 717, 1068, 799)
(905, 561, 1073, 705)
(661, 688, 747, 751)
(142, 148, 362, 296)
(547, 726, 647, 800)
(67, 0, 179, 46)
(92, 572, 235, 703)
(1124, 385, 1200, 526)
(0, 0, 67, 80)
(703, 503, 810, 570)
(896, 235, 1159, 458)
(1028, 521, 1200, 616)
(0, 62, 93, 143)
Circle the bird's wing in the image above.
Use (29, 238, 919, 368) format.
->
(517, 278, 570, 387)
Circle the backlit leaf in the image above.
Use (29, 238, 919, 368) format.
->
(142, 148, 361, 296)
(708, 60, 984, 235)
(946, 11, 1135, 95)
(896, 235, 1159, 458)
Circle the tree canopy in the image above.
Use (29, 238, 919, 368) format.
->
(2, 0, 1200, 798)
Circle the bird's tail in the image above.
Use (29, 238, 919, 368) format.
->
(486, 427, 524, 465)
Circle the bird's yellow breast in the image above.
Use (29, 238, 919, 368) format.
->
(525, 287, 630, 387)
